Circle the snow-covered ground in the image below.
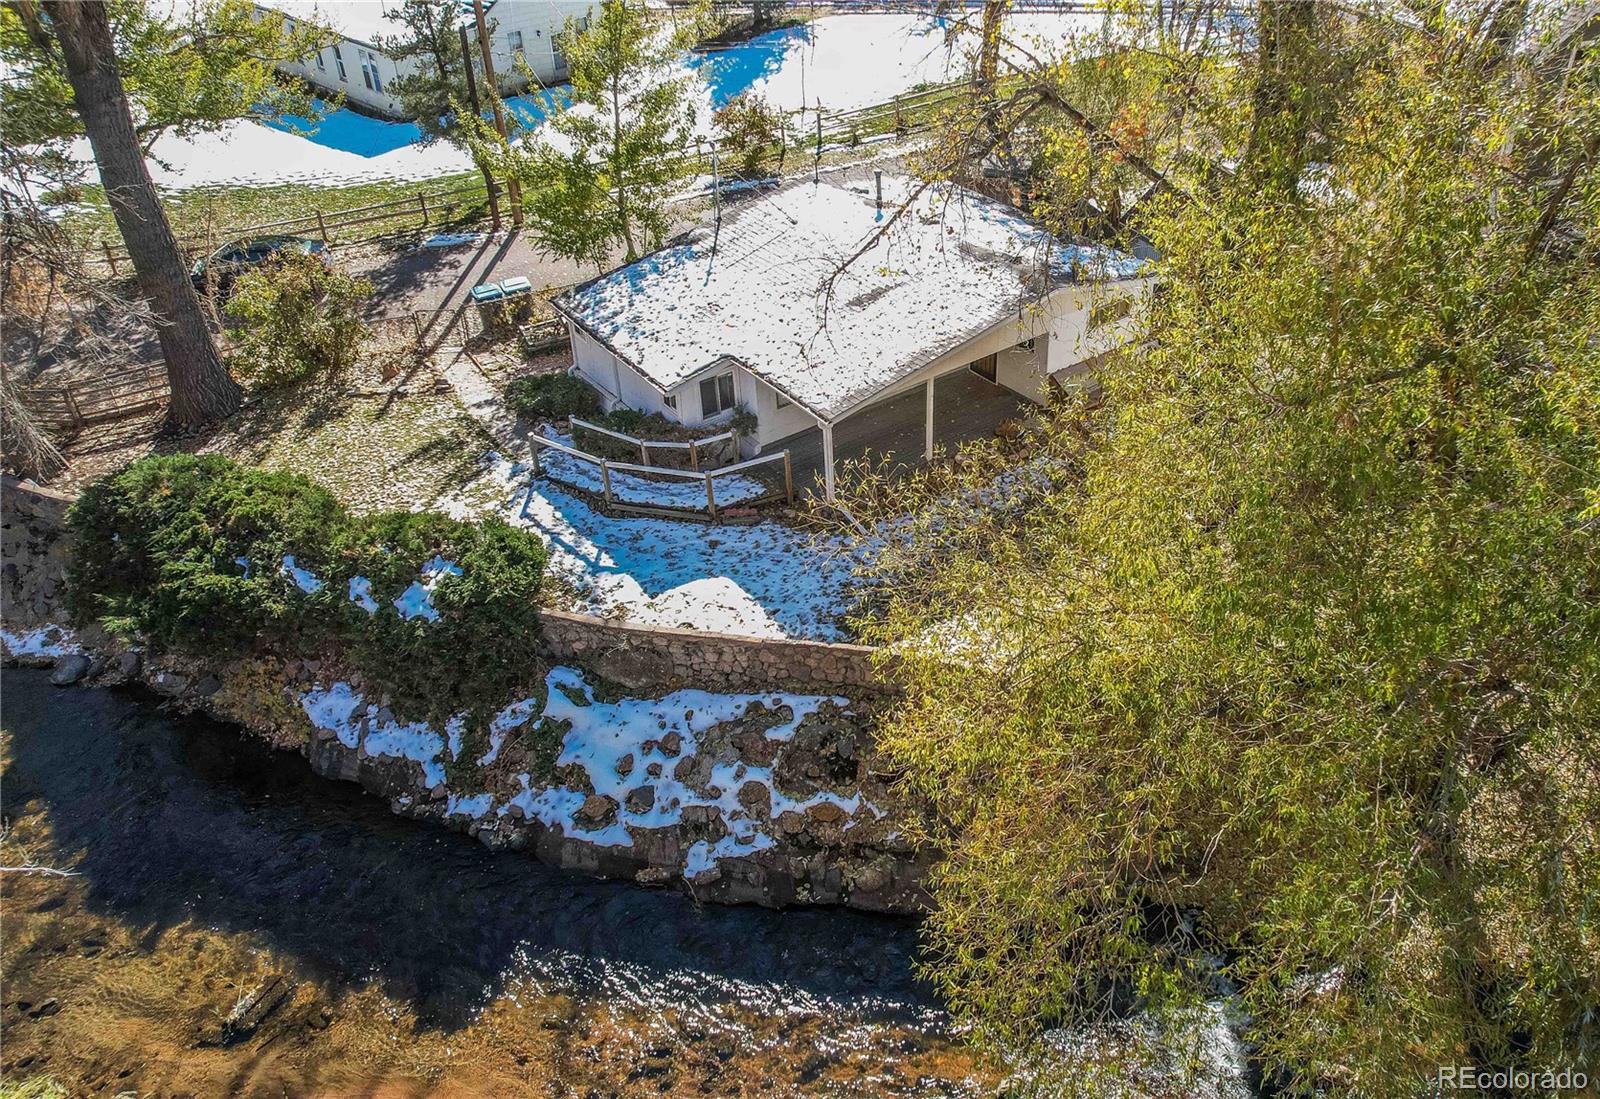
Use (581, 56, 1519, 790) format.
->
(67, 12, 1108, 191)
(444, 453, 868, 641)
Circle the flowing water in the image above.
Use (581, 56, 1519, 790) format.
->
(0, 668, 996, 1097)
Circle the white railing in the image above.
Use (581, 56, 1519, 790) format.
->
(531, 435, 794, 520)
(568, 417, 737, 470)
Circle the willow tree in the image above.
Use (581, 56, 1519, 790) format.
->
(856, 3, 1600, 1093)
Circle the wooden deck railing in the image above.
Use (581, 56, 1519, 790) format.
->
(531, 434, 794, 521)
(568, 416, 737, 470)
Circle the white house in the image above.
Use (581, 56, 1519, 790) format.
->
(552, 176, 1153, 500)
(262, 1, 594, 119)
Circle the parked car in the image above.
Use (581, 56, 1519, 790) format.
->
(191, 236, 325, 297)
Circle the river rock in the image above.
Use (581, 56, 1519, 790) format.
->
(49, 654, 90, 686)
(574, 794, 618, 828)
(659, 731, 682, 757)
(614, 753, 634, 779)
(736, 780, 771, 821)
(625, 785, 655, 814)
(203, 973, 293, 1046)
(807, 801, 848, 825)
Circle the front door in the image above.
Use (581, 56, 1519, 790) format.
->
(969, 352, 998, 383)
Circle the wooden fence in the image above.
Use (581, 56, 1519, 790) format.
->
(569, 416, 738, 470)
(20, 363, 169, 432)
(90, 180, 496, 276)
(531, 434, 794, 521)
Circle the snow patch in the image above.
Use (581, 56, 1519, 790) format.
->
(280, 555, 324, 593)
(0, 625, 81, 658)
(347, 576, 379, 614)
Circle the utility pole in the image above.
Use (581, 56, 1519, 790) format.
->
(472, 0, 523, 229)
(459, 23, 501, 230)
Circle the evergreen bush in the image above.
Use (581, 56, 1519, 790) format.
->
(68, 454, 549, 726)
(505, 373, 603, 422)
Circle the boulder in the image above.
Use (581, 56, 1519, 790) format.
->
(574, 794, 619, 829)
(807, 801, 848, 825)
(625, 785, 656, 814)
(49, 654, 90, 686)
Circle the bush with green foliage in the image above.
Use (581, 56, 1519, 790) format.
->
(226, 250, 374, 386)
(713, 93, 787, 178)
(69, 454, 548, 728)
(505, 372, 603, 422)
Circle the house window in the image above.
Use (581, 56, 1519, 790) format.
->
(357, 49, 375, 91)
(507, 30, 524, 55)
(969, 353, 998, 383)
(774, 391, 792, 409)
(699, 372, 736, 417)
(333, 44, 347, 81)
(1090, 294, 1133, 331)
(663, 394, 677, 411)
(315, 48, 325, 71)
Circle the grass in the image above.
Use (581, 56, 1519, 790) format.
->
(64, 170, 488, 263)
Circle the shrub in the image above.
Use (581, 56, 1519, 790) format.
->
(505, 372, 602, 422)
(713, 93, 787, 178)
(69, 454, 549, 727)
(226, 250, 373, 387)
(68, 454, 345, 648)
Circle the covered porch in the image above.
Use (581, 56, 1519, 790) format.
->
(762, 367, 1034, 499)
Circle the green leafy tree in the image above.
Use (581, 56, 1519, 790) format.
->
(378, 0, 467, 140)
(0, 0, 326, 156)
(479, 0, 694, 265)
(0, 0, 328, 427)
(226, 251, 373, 387)
(854, 4, 1600, 1094)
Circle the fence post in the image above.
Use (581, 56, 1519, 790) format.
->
(315, 210, 330, 244)
(418, 191, 429, 225)
(530, 441, 541, 479)
(638, 438, 648, 464)
(64, 386, 84, 431)
(600, 461, 614, 506)
(101, 242, 118, 275)
(689, 438, 700, 471)
(783, 450, 793, 504)
(705, 473, 717, 521)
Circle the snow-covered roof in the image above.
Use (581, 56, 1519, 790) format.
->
(555, 177, 1145, 422)
(265, 1, 402, 46)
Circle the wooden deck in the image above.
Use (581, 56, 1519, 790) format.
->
(761, 368, 1033, 497)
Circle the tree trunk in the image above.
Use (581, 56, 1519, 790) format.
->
(1243, 0, 1317, 197)
(43, 0, 241, 428)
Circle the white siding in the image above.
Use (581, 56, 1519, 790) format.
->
(1044, 277, 1155, 382)
(486, 2, 595, 87)
(259, 2, 597, 120)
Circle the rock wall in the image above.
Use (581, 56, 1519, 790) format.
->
(0, 476, 931, 914)
(538, 609, 888, 694)
(2, 478, 73, 631)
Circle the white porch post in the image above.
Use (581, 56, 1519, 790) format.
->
(821, 420, 837, 502)
(924, 376, 935, 460)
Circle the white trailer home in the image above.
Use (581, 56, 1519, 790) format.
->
(262, 0, 594, 120)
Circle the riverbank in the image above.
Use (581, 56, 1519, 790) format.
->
(0, 669, 994, 1097)
(1, 476, 926, 913)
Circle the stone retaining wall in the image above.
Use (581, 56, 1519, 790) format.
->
(537, 608, 889, 694)
(1, 478, 74, 630)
